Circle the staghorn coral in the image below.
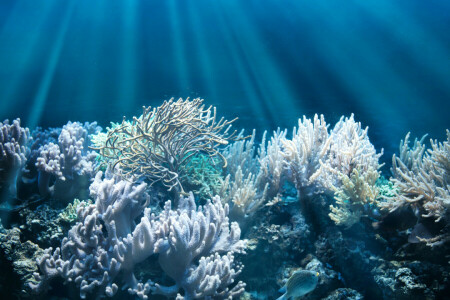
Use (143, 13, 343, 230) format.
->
(30, 170, 247, 299)
(95, 98, 237, 195)
(0, 118, 31, 197)
(35, 121, 100, 201)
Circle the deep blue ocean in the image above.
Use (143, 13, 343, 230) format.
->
(0, 1, 449, 299)
(1, 0, 449, 164)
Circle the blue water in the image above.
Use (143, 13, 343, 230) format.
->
(0, 0, 449, 166)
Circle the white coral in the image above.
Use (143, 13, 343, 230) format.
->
(35, 121, 100, 199)
(281, 114, 331, 197)
(384, 130, 450, 221)
(31, 175, 247, 299)
(0, 118, 31, 196)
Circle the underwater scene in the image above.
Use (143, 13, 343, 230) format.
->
(0, 0, 449, 299)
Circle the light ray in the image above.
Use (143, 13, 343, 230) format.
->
(217, 0, 301, 128)
(27, 0, 76, 129)
(117, 0, 138, 112)
(167, 0, 190, 92)
(0, 1, 55, 115)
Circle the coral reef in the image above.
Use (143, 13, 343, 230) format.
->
(95, 98, 237, 195)
(314, 115, 383, 226)
(281, 114, 331, 197)
(382, 130, 450, 246)
(0, 102, 448, 300)
(30, 170, 246, 299)
(220, 129, 287, 224)
(0, 223, 44, 298)
(35, 121, 100, 201)
(0, 119, 31, 197)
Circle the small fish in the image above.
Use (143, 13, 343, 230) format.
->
(277, 270, 319, 300)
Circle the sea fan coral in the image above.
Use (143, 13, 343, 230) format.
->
(95, 98, 237, 195)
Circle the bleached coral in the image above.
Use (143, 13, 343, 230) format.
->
(285, 114, 384, 226)
(222, 129, 260, 178)
(313, 114, 382, 190)
(35, 121, 100, 200)
(146, 193, 246, 299)
(31, 172, 247, 299)
(281, 114, 331, 197)
(382, 131, 450, 220)
(0, 118, 31, 196)
(220, 166, 267, 222)
(30, 170, 153, 298)
(220, 130, 272, 221)
(258, 128, 287, 198)
(381, 130, 450, 246)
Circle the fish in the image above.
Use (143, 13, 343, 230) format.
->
(277, 269, 319, 300)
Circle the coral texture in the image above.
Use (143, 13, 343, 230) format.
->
(0, 118, 31, 196)
(313, 114, 383, 226)
(382, 130, 450, 246)
(35, 121, 100, 200)
(281, 114, 331, 197)
(96, 98, 237, 194)
(30, 171, 246, 299)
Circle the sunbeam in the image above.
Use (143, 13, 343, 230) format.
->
(27, 0, 75, 129)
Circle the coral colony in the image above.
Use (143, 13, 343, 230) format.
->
(0, 98, 449, 299)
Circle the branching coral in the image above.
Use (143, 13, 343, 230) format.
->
(179, 153, 224, 202)
(328, 167, 380, 227)
(30, 170, 152, 298)
(30, 171, 247, 299)
(0, 118, 31, 197)
(35, 121, 100, 201)
(313, 114, 383, 190)
(280, 114, 383, 226)
(147, 193, 246, 300)
(381, 130, 450, 246)
(281, 114, 331, 197)
(220, 166, 267, 222)
(314, 115, 383, 226)
(220, 130, 278, 222)
(95, 98, 237, 195)
(258, 128, 287, 198)
(383, 131, 450, 220)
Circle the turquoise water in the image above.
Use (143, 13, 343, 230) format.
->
(0, 1, 449, 299)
